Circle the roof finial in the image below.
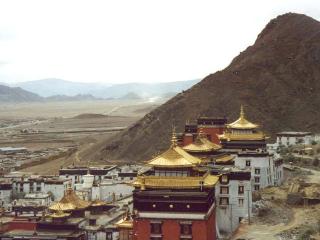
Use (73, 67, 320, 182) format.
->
(171, 125, 177, 147)
(240, 105, 245, 119)
(198, 127, 205, 137)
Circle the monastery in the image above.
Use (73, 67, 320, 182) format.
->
(0, 105, 286, 240)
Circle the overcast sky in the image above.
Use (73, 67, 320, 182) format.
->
(0, 0, 319, 84)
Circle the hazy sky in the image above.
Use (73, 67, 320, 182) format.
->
(0, 0, 319, 84)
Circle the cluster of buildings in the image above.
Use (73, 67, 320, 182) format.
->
(0, 146, 75, 174)
(129, 106, 284, 240)
(0, 164, 141, 239)
(0, 105, 316, 239)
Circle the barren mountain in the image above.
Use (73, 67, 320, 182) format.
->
(94, 13, 320, 162)
(0, 85, 43, 102)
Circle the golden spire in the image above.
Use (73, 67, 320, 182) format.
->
(198, 127, 206, 137)
(225, 105, 259, 130)
(171, 125, 177, 147)
(240, 105, 245, 119)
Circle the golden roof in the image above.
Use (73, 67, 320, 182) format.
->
(116, 218, 133, 229)
(219, 132, 266, 141)
(91, 199, 108, 207)
(227, 105, 258, 130)
(48, 210, 71, 218)
(183, 131, 222, 153)
(116, 211, 133, 229)
(133, 174, 219, 189)
(49, 187, 91, 211)
(215, 154, 234, 163)
(147, 146, 202, 168)
(147, 130, 202, 168)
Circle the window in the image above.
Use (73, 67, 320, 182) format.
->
(255, 168, 260, 174)
(246, 160, 251, 166)
(219, 197, 229, 205)
(180, 223, 192, 235)
(221, 175, 228, 183)
(254, 185, 260, 191)
(106, 232, 113, 240)
(220, 186, 229, 194)
(238, 186, 244, 195)
(89, 219, 96, 226)
(254, 177, 260, 183)
(238, 198, 244, 207)
(151, 223, 162, 234)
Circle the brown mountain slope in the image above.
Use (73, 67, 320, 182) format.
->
(100, 13, 320, 162)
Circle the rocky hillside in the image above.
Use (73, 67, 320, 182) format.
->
(99, 13, 320, 162)
(0, 85, 43, 102)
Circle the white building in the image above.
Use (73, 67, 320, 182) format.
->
(0, 182, 12, 205)
(12, 176, 70, 201)
(235, 151, 275, 190)
(276, 131, 314, 148)
(59, 165, 118, 185)
(100, 180, 134, 202)
(214, 168, 252, 236)
(74, 173, 134, 202)
(24, 193, 51, 206)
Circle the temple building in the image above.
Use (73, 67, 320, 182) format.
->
(218, 106, 267, 153)
(132, 132, 219, 240)
(49, 185, 91, 217)
(182, 117, 227, 146)
(183, 130, 234, 165)
(218, 106, 284, 189)
(182, 130, 251, 237)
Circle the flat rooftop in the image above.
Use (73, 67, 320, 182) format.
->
(277, 131, 312, 136)
(0, 147, 27, 151)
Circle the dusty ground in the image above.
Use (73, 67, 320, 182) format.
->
(231, 166, 320, 240)
(0, 100, 159, 174)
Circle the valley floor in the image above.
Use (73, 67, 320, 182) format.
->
(0, 100, 158, 174)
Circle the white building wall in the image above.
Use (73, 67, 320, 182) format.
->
(273, 163, 284, 186)
(215, 179, 252, 235)
(59, 175, 83, 186)
(100, 182, 134, 201)
(0, 189, 11, 205)
(276, 134, 314, 148)
(92, 186, 100, 200)
(43, 183, 68, 201)
(235, 155, 274, 190)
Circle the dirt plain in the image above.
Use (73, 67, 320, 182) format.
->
(0, 100, 159, 174)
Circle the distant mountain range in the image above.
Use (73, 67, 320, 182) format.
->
(0, 85, 103, 102)
(13, 79, 111, 97)
(0, 85, 44, 102)
(0, 79, 199, 102)
(12, 78, 199, 99)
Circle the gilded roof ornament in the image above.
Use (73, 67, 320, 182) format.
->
(227, 105, 259, 129)
(171, 125, 178, 147)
